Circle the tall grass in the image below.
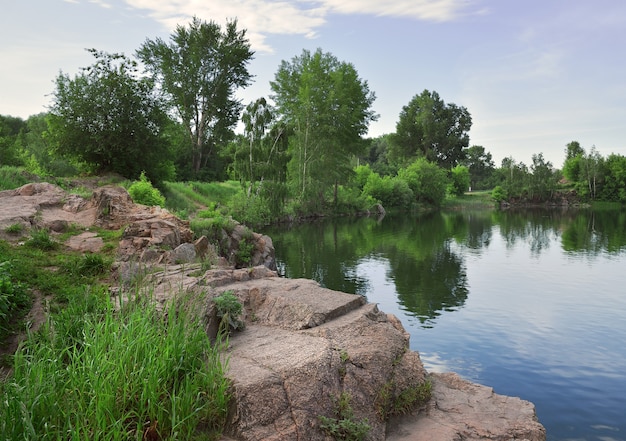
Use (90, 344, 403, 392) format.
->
(0, 289, 231, 440)
(163, 181, 242, 215)
(0, 165, 37, 191)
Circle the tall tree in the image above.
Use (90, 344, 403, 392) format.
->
(137, 17, 254, 178)
(270, 48, 377, 208)
(48, 49, 173, 182)
(391, 90, 471, 169)
(463, 145, 495, 190)
(0, 115, 26, 167)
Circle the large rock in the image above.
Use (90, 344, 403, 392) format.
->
(0, 182, 96, 237)
(135, 266, 546, 441)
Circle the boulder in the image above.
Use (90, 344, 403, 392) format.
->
(135, 266, 546, 441)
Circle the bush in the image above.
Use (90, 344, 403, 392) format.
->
(398, 158, 448, 207)
(128, 172, 165, 207)
(448, 165, 470, 196)
(491, 185, 508, 203)
(213, 290, 244, 332)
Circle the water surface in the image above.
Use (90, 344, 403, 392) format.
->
(262, 208, 626, 441)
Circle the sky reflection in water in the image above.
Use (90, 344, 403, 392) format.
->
(265, 209, 626, 441)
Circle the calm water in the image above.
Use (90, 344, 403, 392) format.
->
(262, 208, 626, 441)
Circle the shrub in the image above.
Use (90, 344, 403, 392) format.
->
(491, 185, 508, 203)
(448, 165, 470, 196)
(318, 392, 370, 441)
(128, 172, 165, 207)
(213, 290, 244, 333)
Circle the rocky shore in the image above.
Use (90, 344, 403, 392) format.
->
(0, 183, 546, 440)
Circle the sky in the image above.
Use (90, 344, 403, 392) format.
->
(2, 0, 625, 167)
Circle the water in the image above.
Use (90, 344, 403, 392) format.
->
(262, 208, 626, 441)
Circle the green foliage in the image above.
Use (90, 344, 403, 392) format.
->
(4, 223, 24, 235)
(376, 379, 432, 421)
(600, 153, 626, 202)
(448, 165, 470, 196)
(398, 158, 449, 207)
(363, 172, 413, 209)
(62, 253, 111, 278)
(271, 48, 377, 207)
(230, 191, 274, 226)
(391, 89, 471, 169)
(138, 16, 254, 178)
(0, 261, 31, 337)
(491, 185, 508, 203)
(48, 49, 174, 183)
(213, 290, 244, 332)
(128, 172, 166, 207)
(318, 392, 370, 441)
(463, 145, 496, 190)
(25, 229, 57, 251)
(0, 165, 35, 191)
(235, 237, 255, 267)
(1, 290, 230, 440)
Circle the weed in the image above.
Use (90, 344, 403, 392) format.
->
(4, 223, 23, 234)
(235, 237, 255, 267)
(24, 228, 57, 251)
(375, 379, 432, 421)
(213, 290, 244, 333)
(319, 392, 370, 441)
(0, 260, 31, 337)
(62, 253, 111, 278)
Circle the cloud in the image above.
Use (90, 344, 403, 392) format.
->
(122, 0, 479, 52)
(322, 0, 478, 21)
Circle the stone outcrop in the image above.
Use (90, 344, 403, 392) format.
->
(0, 183, 275, 270)
(137, 265, 546, 441)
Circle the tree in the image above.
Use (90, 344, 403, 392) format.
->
(391, 90, 471, 169)
(463, 145, 495, 190)
(230, 98, 290, 216)
(0, 115, 26, 167)
(601, 154, 626, 202)
(562, 141, 585, 184)
(270, 48, 377, 208)
(48, 49, 174, 182)
(529, 153, 557, 200)
(137, 17, 254, 179)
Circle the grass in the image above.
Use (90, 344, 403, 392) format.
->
(163, 180, 242, 218)
(443, 190, 496, 210)
(1, 290, 230, 440)
(0, 165, 37, 191)
(0, 230, 233, 440)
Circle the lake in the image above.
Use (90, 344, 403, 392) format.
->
(262, 208, 626, 441)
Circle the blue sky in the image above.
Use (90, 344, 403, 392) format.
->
(2, 0, 625, 167)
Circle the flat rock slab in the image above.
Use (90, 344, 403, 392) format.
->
(65, 231, 104, 253)
(386, 372, 546, 441)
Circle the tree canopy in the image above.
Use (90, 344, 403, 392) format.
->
(48, 49, 173, 182)
(270, 48, 377, 208)
(391, 90, 471, 169)
(137, 16, 254, 179)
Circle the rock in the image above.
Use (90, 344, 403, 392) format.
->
(386, 372, 546, 441)
(140, 267, 545, 441)
(65, 232, 104, 253)
(169, 242, 197, 264)
(194, 235, 210, 259)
